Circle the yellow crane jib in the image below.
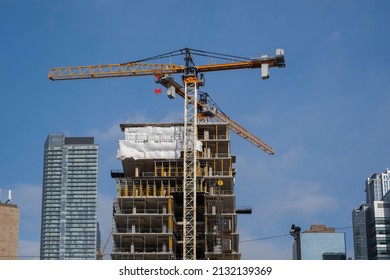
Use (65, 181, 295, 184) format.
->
(49, 48, 285, 81)
(49, 47, 285, 260)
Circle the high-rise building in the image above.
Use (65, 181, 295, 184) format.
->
(365, 168, 390, 204)
(0, 192, 20, 260)
(352, 169, 390, 260)
(40, 134, 99, 260)
(292, 224, 346, 260)
(352, 204, 369, 260)
(366, 194, 390, 259)
(110, 123, 242, 260)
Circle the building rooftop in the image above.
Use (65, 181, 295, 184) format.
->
(304, 224, 335, 233)
(120, 123, 184, 131)
(0, 202, 18, 208)
(64, 137, 94, 145)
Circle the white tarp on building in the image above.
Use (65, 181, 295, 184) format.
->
(116, 125, 202, 160)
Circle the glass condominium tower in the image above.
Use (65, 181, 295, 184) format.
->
(40, 134, 99, 260)
(352, 169, 390, 260)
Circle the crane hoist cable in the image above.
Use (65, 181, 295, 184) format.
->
(49, 47, 286, 260)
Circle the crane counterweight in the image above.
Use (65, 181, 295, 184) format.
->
(49, 47, 285, 260)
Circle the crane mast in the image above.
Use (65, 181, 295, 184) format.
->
(182, 49, 199, 259)
(49, 48, 285, 260)
(183, 75, 198, 259)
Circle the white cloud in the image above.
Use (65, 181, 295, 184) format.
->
(236, 185, 339, 258)
(279, 146, 307, 171)
(259, 180, 339, 221)
(235, 145, 309, 187)
(331, 30, 341, 41)
(240, 238, 292, 260)
(238, 226, 292, 260)
(235, 147, 340, 243)
(18, 240, 40, 260)
(87, 121, 123, 144)
(240, 112, 274, 128)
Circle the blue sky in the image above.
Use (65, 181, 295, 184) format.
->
(1, 0, 389, 259)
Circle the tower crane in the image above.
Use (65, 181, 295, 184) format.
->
(49, 48, 285, 260)
(97, 230, 112, 260)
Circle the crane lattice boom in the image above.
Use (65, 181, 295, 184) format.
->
(49, 48, 285, 260)
(156, 76, 275, 155)
(49, 48, 285, 81)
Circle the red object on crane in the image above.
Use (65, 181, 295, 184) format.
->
(48, 47, 285, 155)
(49, 47, 286, 260)
(154, 88, 162, 94)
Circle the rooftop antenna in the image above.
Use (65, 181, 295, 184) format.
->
(5, 190, 11, 204)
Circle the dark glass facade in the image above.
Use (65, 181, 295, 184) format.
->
(352, 204, 369, 259)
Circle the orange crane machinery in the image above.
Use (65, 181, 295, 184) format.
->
(97, 230, 112, 260)
(155, 75, 276, 154)
(49, 48, 285, 260)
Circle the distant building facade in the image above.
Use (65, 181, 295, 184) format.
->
(365, 168, 390, 204)
(40, 134, 100, 260)
(292, 224, 346, 260)
(352, 169, 390, 260)
(0, 196, 20, 260)
(352, 204, 369, 259)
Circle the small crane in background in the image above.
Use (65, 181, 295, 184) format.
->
(97, 231, 112, 260)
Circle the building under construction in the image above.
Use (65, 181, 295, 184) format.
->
(47, 47, 285, 260)
(110, 122, 245, 260)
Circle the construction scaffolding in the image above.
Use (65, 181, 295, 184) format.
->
(110, 122, 241, 260)
(49, 48, 285, 260)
